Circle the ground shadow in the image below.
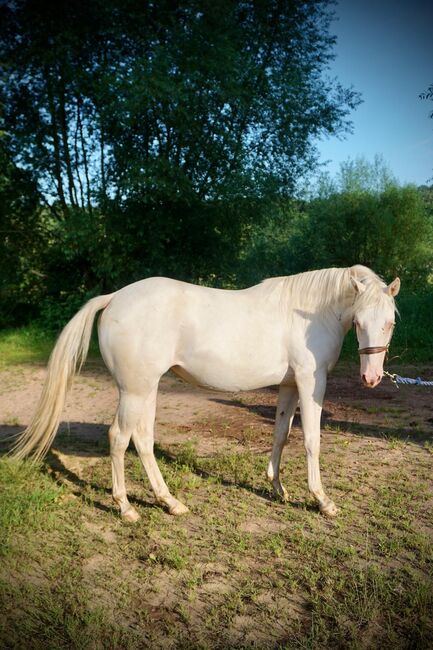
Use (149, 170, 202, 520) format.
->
(211, 398, 331, 425)
(0, 421, 315, 513)
(210, 398, 432, 446)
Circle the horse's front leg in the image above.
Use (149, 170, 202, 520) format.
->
(267, 384, 299, 501)
(296, 369, 338, 517)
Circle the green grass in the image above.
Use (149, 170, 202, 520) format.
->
(1, 436, 433, 648)
(0, 326, 101, 367)
(0, 327, 54, 366)
(0, 458, 65, 557)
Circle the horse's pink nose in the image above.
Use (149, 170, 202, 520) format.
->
(362, 374, 381, 388)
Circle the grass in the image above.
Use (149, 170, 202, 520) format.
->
(1, 431, 432, 649)
(0, 320, 433, 647)
(0, 458, 64, 557)
(0, 326, 54, 366)
(0, 326, 101, 367)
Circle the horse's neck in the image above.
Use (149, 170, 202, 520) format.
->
(332, 294, 356, 334)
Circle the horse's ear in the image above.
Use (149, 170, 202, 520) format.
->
(350, 276, 366, 294)
(387, 277, 400, 297)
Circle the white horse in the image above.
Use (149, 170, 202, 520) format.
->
(12, 265, 400, 519)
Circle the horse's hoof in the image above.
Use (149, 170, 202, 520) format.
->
(320, 501, 339, 518)
(168, 501, 189, 516)
(272, 481, 289, 503)
(122, 506, 140, 523)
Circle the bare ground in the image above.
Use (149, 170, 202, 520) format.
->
(1, 361, 433, 648)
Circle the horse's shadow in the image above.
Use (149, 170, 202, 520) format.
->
(210, 398, 432, 445)
(2, 387, 429, 521)
(0, 422, 315, 514)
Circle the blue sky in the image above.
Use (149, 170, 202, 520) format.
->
(318, 0, 433, 186)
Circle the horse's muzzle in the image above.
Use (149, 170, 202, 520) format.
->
(362, 373, 382, 388)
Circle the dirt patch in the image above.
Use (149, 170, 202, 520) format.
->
(1, 361, 433, 648)
(2, 362, 432, 453)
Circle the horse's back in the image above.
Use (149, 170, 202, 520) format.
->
(97, 277, 291, 391)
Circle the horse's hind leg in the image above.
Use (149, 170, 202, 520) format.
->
(109, 411, 140, 522)
(114, 387, 188, 518)
(267, 384, 299, 501)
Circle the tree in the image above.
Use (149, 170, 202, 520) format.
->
(297, 158, 433, 286)
(420, 83, 433, 115)
(0, 0, 360, 294)
(0, 140, 47, 325)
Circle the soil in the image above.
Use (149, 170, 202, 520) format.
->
(1, 360, 432, 460)
(1, 360, 433, 648)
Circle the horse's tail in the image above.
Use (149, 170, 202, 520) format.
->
(10, 293, 115, 461)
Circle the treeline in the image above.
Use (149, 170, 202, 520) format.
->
(2, 148, 432, 331)
(238, 158, 433, 288)
(0, 0, 358, 328)
(1, 1, 432, 334)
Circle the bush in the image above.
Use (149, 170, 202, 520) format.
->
(294, 184, 433, 288)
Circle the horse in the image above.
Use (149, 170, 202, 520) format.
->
(11, 265, 400, 520)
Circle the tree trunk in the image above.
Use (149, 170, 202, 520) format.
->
(77, 95, 92, 211)
(74, 102, 86, 210)
(59, 80, 78, 207)
(45, 69, 67, 210)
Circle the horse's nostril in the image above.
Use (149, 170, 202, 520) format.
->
(362, 374, 377, 387)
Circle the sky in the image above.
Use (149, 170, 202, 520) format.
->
(317, 0, 433, 186)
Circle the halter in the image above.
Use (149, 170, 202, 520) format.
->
(358, 345, 389, 355)
(354, 321, 393, 356)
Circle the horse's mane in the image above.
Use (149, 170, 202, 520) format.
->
(262, 265, 392, 312)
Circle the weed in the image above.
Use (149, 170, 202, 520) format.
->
(424, 441, 433, 454)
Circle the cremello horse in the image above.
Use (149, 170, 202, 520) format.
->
(12, 265, 400, 519)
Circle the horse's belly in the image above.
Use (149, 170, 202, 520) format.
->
(171, 356, 288, 392)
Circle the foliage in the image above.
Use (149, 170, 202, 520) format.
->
(292, 158, 433, 287)
(237, 158, 433, 293)
(314, 153, 397, 196)
(392, 290, 433, 361)
(0, 142, 50, 327)
(420, 82, 433, 118)
(0, 2, 432, 352)
(1, 0, 359, 205)
(0, 0, 361, 324)
(235, 200, 308, 286)
(300, 185, 432, 285)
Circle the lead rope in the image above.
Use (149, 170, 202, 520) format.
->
(383, 370, 433, 388)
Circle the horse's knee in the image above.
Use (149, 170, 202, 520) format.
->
(131, 433, 153, 457)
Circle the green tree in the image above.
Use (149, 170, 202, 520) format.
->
(0, 0, 360, 300)
(297, 158, 433, 286)
(0, 141, 46, 325)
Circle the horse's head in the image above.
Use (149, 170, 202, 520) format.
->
(351, 273, 400, 388)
